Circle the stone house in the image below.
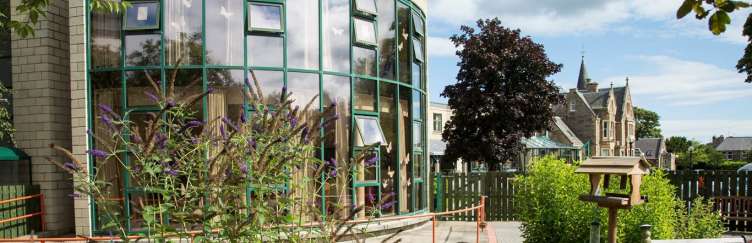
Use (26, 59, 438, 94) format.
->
(635, 138, 676, 170)
(556, 58, 636, 157)
(713, 136, 752, 161)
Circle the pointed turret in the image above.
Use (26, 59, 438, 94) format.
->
(577, 56, 590, 91)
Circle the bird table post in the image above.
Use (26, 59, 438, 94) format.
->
(576, 157, 651, 243)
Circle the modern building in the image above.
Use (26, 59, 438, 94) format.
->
(2, 0, 429, 236)
(427, 102, 464, 172)
(557, 57, 636, 157)
(713, 136, 752, 161)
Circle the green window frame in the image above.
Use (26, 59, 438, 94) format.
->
(353, 17, 377, 47)
(354, 0, 378, 16)
(123, 1, 161, 31)
(412, 37, 423, 63)
(411, 11, 424, 37)
(247, 2, 285, 33)
(354, 115, 387, 147)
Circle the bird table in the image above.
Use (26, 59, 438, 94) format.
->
(576, 157, 651, 243)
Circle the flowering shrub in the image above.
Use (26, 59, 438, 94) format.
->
(49, 70, 392, 242)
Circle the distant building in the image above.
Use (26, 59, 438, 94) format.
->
(556, 57, 636, 157)
(428, 102, 465, 173)
(635, 138, 676, 170)
(517, 117, 584, 172)
(713, 136, 752, 161)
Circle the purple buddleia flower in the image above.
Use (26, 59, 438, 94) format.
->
(165, 99, 177, 109)
(301, 127, 310, 144)
(222, 117, 239, 131)
(365, 155, 378, 167)
(87, 149, 108, 159)
(247, 138, 257, 149)
(238, 162, 249, 175)
(68, 192, 82, 198)
(100, 115, 116, 131)
(97, 104, 115, 115)
(290, 116, 298, 128)
(155, 133, 167, 149)
(191, 137, 200, 145)
(130, 133, 143, 144)
(64, 162, 79, 171)
(183, 120, 203, 130)
(244, 78, 252, 87)
(367, 191, 375, 203)
(219, 125, 227, 140)
(240, 109, 248, 124)
(144, 91, 159, 103)
(165, 168, 179, 176)
(329, 169, 337, 178)
(381, 200, 395, 210)
(207, 87, 215, 94)
(132, 164, 141, 174)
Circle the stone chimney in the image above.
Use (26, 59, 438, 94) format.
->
(587, 79, 599, 92)
(712, 135, 725, 148)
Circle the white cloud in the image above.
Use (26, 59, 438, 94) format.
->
(662, 120, 752, 142)
(604, 55, 752, 106)
(429, 0, 745, 43)
(427, 36, 457, 57)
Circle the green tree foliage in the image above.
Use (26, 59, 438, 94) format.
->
(0, 0, 129, 38)
(516, 157, 723, 242)
(635, 107, 662, 139)
(676, 0, 752, 83)
(441, 18, 562, 168)
(666, 136, 692, 153)
(676, 143, 726, 169)
(0, 84, 14, 145)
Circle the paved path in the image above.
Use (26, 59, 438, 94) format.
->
(361, 221, 523, 243)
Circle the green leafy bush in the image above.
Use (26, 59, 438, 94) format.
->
(516, 157, 724, 242)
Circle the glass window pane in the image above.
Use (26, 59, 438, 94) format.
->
(249, 3, 283, 31)
(287, 0, 319, 69)
(354, 78, 376, 111)
(414, 153, 424, 179)
(167, 68, 203, 114)
(412, 122, 423, 149)
(207, 69, 244, 123)
(354, 18, 376, 45)
(355, 0, 377, 14)
(379, 82, 397, 215)
(412, 90, 423, 120)
(355, 116, 387, 146)
(124, 2, 160, 30)
(323, 75, 351, 216)
(398, 87, 412, 213)
(411, 63, 421, 88)
(356, 150, 378, 182)
(353, 47, 376, 77)
(397, 4, 411, 84)
(412, 12, 424, 35)
(287, 72, 319, 110)
(91, 9, 121, 68)
(249, 70, 284, 107)
(206, 0, 244, 66)
(126, 70, 161, 107)
(248, 35, 283, 67)
(356, 186, 379, 218)
(166, 0, 202, 65)
(125, 34, 161, 66)
(378, 0, 396, 80)
(413, 37, 424, 62)
(322, 0, 350, 72)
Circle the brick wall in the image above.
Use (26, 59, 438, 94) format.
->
(68, 0, 91, 235)
(10, 0, 74, 234)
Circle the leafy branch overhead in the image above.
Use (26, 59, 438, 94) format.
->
(0, 0, 130, 38)
(676, 0, 752, 83)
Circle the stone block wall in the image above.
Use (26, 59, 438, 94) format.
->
(69, 0, 91, 235)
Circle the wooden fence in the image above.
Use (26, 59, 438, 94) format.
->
(0, 184, 41, 238)
(434, 172, 519, 221)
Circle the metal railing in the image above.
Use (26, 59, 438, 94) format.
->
(0, 194, 45, 233)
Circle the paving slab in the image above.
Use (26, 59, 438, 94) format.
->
(357, 221, 523, 243)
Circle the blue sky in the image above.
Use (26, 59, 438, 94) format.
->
(426, 0, 752, 143)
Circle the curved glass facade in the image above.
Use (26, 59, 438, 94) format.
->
(87, 0, 427, 231)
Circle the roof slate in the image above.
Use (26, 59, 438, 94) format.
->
(635, 138, 663, 160)
(716, 137, 752, 151)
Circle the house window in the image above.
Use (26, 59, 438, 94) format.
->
(413, 37, 424, 63)
(601, 149, 610, 156)
(248, 3, 284, 32)
(354, 18, 377, 46)
(354, 0, 377, 15)
(569, 102, 576, 112)
(602, 121, 609, 138)
(124, 1, 160, 30)
(433, 113, 443, 132)
(354, 115, 387, 146)
(412, 11, 424, 37)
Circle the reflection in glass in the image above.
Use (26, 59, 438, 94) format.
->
(208, 69, 244, 123)
(412, 62, 421, 88)
(91, 9, 121, 68)
(125, 34, 161, 66)
(356, 150, 378, 182)
(124, 2, 160, 30)
(412, 90, 423, 120)
(353, 47, 376, 77)
(397, 4, 411, 84)
(287, 72, 319, 110)
(398, 87, 412, 213)
(413, 38, 424, 62)
(355, 116, 387, 146)
(412, 12, 424, 35)
(378, 0, 396, 80)
(354, 18, 377, 45)
(206, 0, 244, 66)
(412, 122, 423, 149)
(250, 70, 284, 107)
(356, 186, 379, 217)
(354, 0, 377, 14)
(379, 83, 397, 215)
(91, 71, 124, 228)
(322, 0, 350, 72)
(249, 3, 283, 31)
(126, 70, 161, 107)
(166, 0, 202, 65)
(323, 75, 351, 217)
(248, 35, 283, 67)
(414, 153, 424, 179)
(168, 68, 203, 114)
(287, 0, 319, 69)
(354, 78, 376, 111)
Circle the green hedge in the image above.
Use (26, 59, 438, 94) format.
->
(515, 157, 723, 242)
